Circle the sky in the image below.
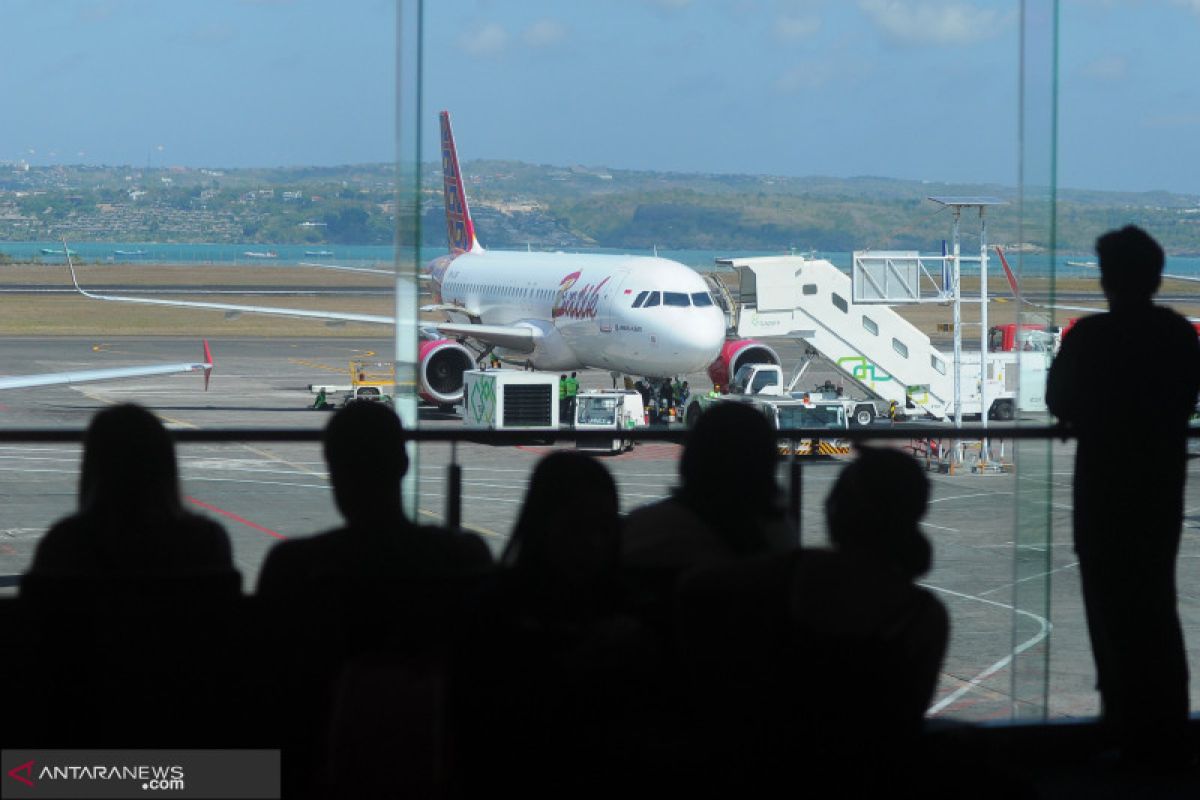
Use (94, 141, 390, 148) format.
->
(1, 0, 1197, 194)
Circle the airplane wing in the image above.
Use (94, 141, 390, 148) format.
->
(0, 341, 214, 391)
(433, 321, 536, 352)
(66, 244, 533, 348)
(298, 261, 431, 281)
(66, 253, 394, 325)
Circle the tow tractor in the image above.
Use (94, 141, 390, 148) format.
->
(308, 359, 396, 409)
(686, 361, 852, 456)
(685, 359, 886, 429)
(573, 390, 646, 455)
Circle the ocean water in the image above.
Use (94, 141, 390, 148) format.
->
(4, 240, 1200, 279)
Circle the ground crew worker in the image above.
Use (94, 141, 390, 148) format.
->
(678, 380, 690, 406)
(708, 384, 721, 399)
(888, 400, 899, 423)
(565, 371, 580, 421)
(312, 388, 330, 410)
(559, 374, 569, 422)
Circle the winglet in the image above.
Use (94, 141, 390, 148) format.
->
(63, 235, 86, 294)
(995, 245, 1020, 297)
(202, 339, 213, 391)
(439, 111, 482, 255)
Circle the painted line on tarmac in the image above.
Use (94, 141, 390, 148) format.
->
(976, 560, 1080, 597)
(922, 583, 1052, 717)
(187, 495, 286, 540)
(927, 490, 1014, 505)
(186, 476, 329, 490)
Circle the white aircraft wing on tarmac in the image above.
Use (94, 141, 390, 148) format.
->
(432, 322, 535, 353)
(66, 252, 394, 325)
(0, 341, 213, 391)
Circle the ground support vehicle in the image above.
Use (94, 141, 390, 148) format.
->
(307, 359, 396, 408)
(688, 390, 850, 457)
(460, 369, 559, 431)
(689, 361, 884, 428)
(573, 390, 646, 454)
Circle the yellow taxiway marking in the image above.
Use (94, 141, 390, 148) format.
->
(288, 357, 346, 374)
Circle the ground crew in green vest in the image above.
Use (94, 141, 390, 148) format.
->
(708, 384, 721, 399)
(559, 374, 569, 422)
(312, 388, 330, 410)
(565, 371, 580, 421)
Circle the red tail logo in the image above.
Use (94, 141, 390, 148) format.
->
(8, 761, 34, 788)
(439, 111, 478, 255)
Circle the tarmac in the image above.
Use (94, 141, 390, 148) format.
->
(0, 334, 1198, 725)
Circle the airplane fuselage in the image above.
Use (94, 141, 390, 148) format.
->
(429, 250, 726, 378)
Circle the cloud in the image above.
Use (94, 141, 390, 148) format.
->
(857, 0, 1009, 45)
(459, 22, 509, 58)
(1078, 54, 1128, 80)
(522, 19, 568, 48)
(774, 14, 822, 41)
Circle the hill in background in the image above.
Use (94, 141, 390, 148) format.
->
(2, 160, 1198, 254)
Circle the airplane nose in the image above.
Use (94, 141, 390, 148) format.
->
(665, 308, 726, 371)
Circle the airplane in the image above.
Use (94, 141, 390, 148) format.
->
(64, 112, 785, 405)
(0, 341, 213, 392)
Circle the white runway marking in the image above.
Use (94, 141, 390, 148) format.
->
(924, 583, 1052, 717)
(928, 490, 1013, 505)
(977, 560, 1080, 597)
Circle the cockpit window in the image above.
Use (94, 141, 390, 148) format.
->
(691, 292, 714, 307)
(663, 292, 690, 307)
(632, 290, 649, 308)
(643, 291, 661, 307)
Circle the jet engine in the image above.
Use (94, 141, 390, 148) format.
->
(419, 339, 476, 406)
(706, 339, 781, 388)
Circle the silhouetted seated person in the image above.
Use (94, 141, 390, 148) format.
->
(454, 451, 657, 794)
(256, 402, 492, 797)
(675, 447, 947, 789)
(257, 400, 492, 637)
(17, 403, 240, 745)
(1046, 226, 1200, 767)
(22, 403, 238, 597)
(623, 400, 794, 572)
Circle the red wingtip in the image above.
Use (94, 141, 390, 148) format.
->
(995, 245, 1020, 297)
(202, 339, 213, 391)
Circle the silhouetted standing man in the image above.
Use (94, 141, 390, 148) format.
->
(1046, 226, 1200, 764)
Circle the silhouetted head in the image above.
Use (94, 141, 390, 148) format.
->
(503, 451, 619, 592)
(1097, 225, 1164, 307)
(324, 402, 409, 525)
(79, 404, 180, 517)
(825, 446, 931, 580)
(682, 401, 778, 506)
(677, 401, 780, 555)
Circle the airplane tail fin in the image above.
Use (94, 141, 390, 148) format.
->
(202, 339, 213, 391)
(439, 111, 482, 255)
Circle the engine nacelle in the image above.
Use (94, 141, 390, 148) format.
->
(706, 339, 781, 389)
(419, 339, 475, 406)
